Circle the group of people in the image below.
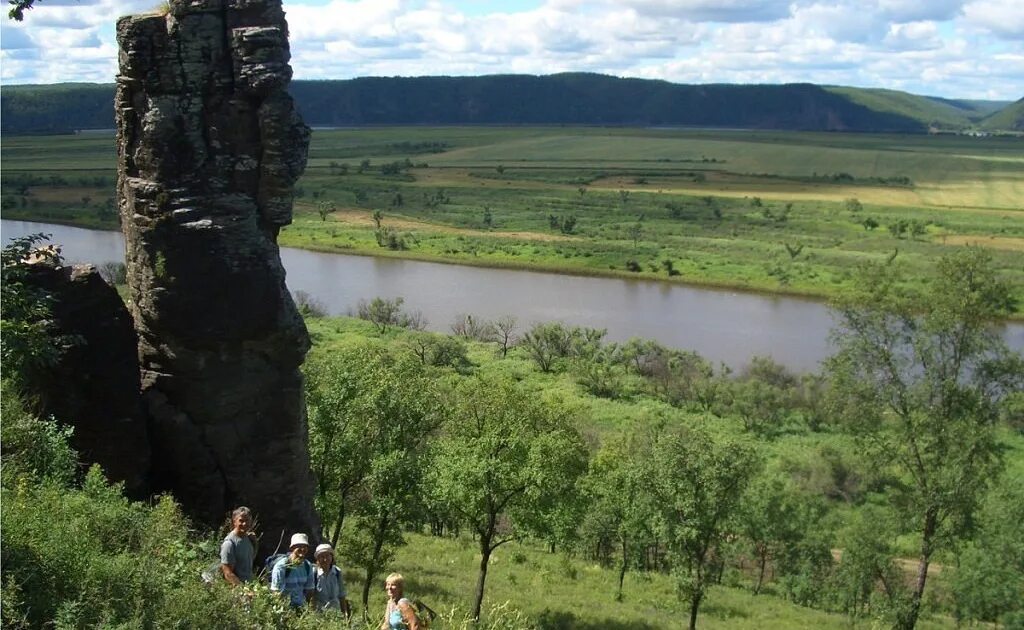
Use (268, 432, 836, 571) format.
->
(219, 507, 422, 629)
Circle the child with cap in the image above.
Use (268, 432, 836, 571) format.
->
(313, 543, 351, 616)
(270, 533, 315, 608)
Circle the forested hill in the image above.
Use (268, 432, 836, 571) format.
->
(0, 73, 1016, 134)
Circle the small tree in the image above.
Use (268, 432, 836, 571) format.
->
(427, 376, 587, 620)
(627, 222, 643, 251)
(582, 430, 657, 601)
(519, 322, 575, 373)
(650, 426, 760, 630)
(493, 315, 518, 358)
(355, 297, 424, 333)
(317, 200, 335, 221)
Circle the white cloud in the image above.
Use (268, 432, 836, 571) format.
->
(961, 0, 1024, 39)
(0, 0, 1020, 100)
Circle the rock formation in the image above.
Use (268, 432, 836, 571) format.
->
(115, 0, 318, 547)
(22, 262, 150, 498)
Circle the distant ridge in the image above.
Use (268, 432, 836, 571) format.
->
(1, 73, 1017, 135)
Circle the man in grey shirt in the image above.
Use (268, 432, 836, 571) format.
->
(220, 506, 256, 584)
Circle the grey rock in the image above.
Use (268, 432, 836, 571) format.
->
(116, 0, 318, 550)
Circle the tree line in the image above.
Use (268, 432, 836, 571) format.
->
(2, 76, 932, 135)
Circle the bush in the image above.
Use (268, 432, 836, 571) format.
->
(0, 384, 77, 487)
(293, 290, 328, 318)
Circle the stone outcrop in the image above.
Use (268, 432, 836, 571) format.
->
(115, 0, 318, 548)
(22, 262, 150, 498)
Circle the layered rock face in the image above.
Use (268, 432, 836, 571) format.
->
(115, 0, 318, 547)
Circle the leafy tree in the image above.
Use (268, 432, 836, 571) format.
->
(727, 356, 798, 436)
(316, 200, 335, 221)
(828, 506, 905, 623)
(519, 322, 575, 373)
(739, 474, 830, 597)
(355, 297, 424, 333)
(403, 331, 472, 371)
(426, 376, 587, 620)
(826, 247, 1023, 630)
(581, 430, 657, 601)
(649, 426, 760, 630)
(305, 346, 441, 609)
(0, 233, 68, 388)
(572, 342, 625, 399)
(951, 478, 1024, 626)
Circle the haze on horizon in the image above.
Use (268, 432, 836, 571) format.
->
(1, 0, 1022, 101)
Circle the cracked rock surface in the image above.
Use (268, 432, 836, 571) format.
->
(116, 0, 318, 548)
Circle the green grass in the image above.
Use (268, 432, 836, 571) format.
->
(4, 127, 1022, 313)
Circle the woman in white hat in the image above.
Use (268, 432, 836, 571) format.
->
(313, 543, 350, 616)
(270, 533, 315, 609)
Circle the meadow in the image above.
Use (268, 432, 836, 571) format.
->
(2, 127, 1022, 312)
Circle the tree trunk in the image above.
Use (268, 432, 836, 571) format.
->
(329, 499, 346, 548)
(472, 533, 493, 621)
(898, 508, 938, 630)
(688, 589, 703, 630)
(617, 537, 628, 601)
(361, 514, 390, 610)
(754, 547, 767, 595)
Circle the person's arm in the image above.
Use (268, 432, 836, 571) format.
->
(398, 600, 420, 630)
(270, 561, 284, 593)
(221, 563, 242, 586)
(220, 538, 242, 586)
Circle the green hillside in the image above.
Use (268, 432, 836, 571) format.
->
(1, 75, 1006, 135)
(981, 98, 1024, 131)
(824, 86, 1010, 130)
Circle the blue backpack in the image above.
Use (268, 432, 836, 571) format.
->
(263, 553, 312, 583)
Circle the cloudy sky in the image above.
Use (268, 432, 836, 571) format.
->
(1, 0, 1022, 100)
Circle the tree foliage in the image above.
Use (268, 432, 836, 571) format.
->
(649, 425, 760, 630)
(426, 376, 587, 620)
(827, 247, 1023, 630)
(0, 233, 66, 388)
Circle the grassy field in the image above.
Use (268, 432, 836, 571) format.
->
(364, 531, 960, 630)
(3, 127, 1021, 310)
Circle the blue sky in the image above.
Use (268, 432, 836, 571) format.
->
(1, 0, 1022, 100)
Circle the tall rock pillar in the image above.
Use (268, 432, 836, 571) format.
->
(115, 0, 319, 547)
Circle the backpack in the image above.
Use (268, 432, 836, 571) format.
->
(264, 554, 312, 583)
(411, 599, 437, 629)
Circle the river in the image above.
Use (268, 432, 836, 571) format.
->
(4, 219, 1022, 374)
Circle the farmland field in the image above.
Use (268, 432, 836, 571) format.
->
(3, 127, 1021, 312)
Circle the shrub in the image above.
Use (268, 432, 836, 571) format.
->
(0, 384, 77, 487)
